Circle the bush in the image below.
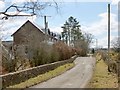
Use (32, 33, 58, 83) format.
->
(97, 50, 118, 74)
(2, 41, 76, 73)
(108, 60, 118, 73)
(53, 42, 75, 61)
(2, 55, 31, 73)
(49, 48, 60, 63)
(75, 48, 87, 56)
(2, 55, 16, 73)
(31, 43, 61, 67)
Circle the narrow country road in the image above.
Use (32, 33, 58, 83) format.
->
(29, 57, 96, 88)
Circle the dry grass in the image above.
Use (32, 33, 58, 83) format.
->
(7, 63, 74, 89)
(88, 54, 118, 88)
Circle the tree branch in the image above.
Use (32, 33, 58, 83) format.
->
(0, 0, 59, 20)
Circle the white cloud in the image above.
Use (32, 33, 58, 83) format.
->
(12, 0, 37, 4)
(111, 0, 120, 5)
(90, 35, 118, 48)
(81, 12, 118, 48)
(50, 26, 63, 34)
(0, 1, 5, 10)
(0, 15, 36, 41)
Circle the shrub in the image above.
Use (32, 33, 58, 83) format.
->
(2, 55, 16, 73)
(32, 47, 49, 66)
(31, 42, 61, 67)
(2, 41, 76, 73)
(75, 48, 87, 56)
(53, 41, 75, 61)
(2, 55, 31, 73)
(108, 60, 118, 73)
(97, 50, 118, 74)
(49, 48, 60, 63)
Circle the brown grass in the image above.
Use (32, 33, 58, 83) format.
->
(88, 54, 118, 88)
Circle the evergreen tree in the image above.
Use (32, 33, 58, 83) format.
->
(61, 23, 68, 44)
(61, 16, 82, 46)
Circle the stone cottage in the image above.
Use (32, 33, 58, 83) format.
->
(11, 20, 59, 59)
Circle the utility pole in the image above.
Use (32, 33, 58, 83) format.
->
(44, 16, 47, 34)
(96, 39, 98, 50)
(43, 15, 51, 31)
(41, 15, 51, 41)
(108, 4, 110, 61)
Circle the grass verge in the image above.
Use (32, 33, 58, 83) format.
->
(88, 58, 118, 88)
(7, 63, 75, 88)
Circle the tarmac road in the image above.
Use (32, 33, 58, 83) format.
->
(29, 57, 96, 88)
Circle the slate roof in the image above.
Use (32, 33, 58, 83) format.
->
(11, 19, 60, 41)
(11, 20, 45, 36)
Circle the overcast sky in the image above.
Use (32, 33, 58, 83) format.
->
(0, 0, 119, 48)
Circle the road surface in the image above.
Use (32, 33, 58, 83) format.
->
(29, 57, 96, 88)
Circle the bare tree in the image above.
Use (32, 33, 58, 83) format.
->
(111, 37, 120, 53)
(0, 0, 59, 20)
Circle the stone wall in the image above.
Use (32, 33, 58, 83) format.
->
(0, 56, 76, 88)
